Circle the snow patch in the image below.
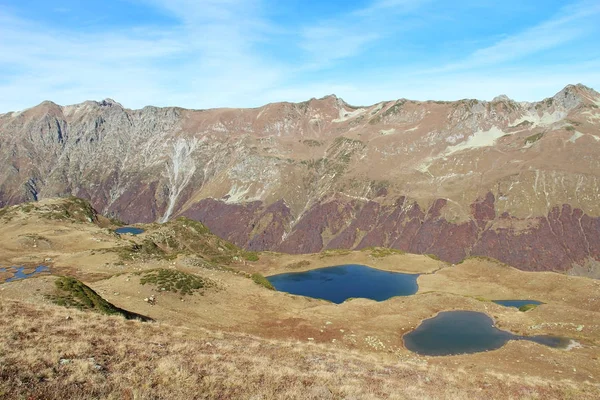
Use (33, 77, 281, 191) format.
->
(565, 340, 582, 351)
(512, 110, 567, 128)
(568, 131, 584, 143)
(379, 128, 396, 136)
(333, 107, 367, 123)
(582, 110, 600, 123)
(414, 126, 508, 174)
(443, 126, 508, 156)
(225, 184, 251, 203)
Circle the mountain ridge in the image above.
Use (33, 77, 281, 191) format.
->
(3, 83, 597, 116)
(1, 83, 599, 274)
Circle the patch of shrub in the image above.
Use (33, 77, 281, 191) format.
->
(525, 132, 544, 145)
(243, 251, 260, 262)
(367, 247, 406, 258)
(48, 276, 151, 321)
(139, 269, 213, 296)
(518, 304, 538, 312)
(319, 249, 352, 258)
(425, 253, 441, 261)
(251, 273, 275, 290)
(284, 260, 311, 269)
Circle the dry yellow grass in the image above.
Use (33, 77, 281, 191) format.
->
(1, 299, 599, 400)
(2, 200, 600, 399)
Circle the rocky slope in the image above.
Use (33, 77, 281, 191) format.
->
(1, 84, 600, 273)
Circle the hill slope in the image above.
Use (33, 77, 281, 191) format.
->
(2, 197, 600, 399)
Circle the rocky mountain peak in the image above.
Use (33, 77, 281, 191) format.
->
(492, 94, 512, 103)
(99, 98, 123, 108)
(550, 83, 599, 110)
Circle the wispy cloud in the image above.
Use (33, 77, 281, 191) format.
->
(0, 0, 598, 112)
(428, 1, 600, 73)
(0, 0, 284, 111)
(298, 0, 430, 68)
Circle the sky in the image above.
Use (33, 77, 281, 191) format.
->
(1, 0, 600, 112)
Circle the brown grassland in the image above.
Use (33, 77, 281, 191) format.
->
(1, 198, 600, 399)
(2, 299, 599, 400)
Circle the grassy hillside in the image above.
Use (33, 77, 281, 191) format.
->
(2, 299, 596, 400)
(109, 216, 259, 266)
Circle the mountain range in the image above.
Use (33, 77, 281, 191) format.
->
(1, 84, 599, 274)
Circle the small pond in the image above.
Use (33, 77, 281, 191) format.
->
(403, 311, 570, 356)
(267, 264, 419, 304)
(492, 300, 543, 309)
(0, 266, 50, 283)
(115, 227, 145, 235)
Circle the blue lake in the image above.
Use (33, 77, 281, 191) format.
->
(492, 300, 543, 309)
(403, 311, 569, 356)
(267, 264, 419, 304)
(115, 227, 145, 235)
(1, 266, 50, 283)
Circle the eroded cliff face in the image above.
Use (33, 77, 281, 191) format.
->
(1, 84, 600, 273)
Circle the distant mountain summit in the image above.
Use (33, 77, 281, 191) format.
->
(1, 84, 600, 274)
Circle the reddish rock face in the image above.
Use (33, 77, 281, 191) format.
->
(177, 192, 600, 273)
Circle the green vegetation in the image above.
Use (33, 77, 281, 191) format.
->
(513, 120, 533, 128)
(382, 100, 407, 118)
(457, 255, 505, 265)
(565, 125, 575, 132)
(524, 132, 544, 145)
(302, 139, 323, 147)
(243, 251, 260, 262)
(348, 114, 365, 126)
(20, 203, 35, 213)
(369, 180, 389, 195)
(21, 234, 49, 242)
(139, 269, 214, 295)
(319, 249, 352, 258)
(284, 260, 311, 269)
(0, 198, 98, 224)
(41, 197, 97, 223)
(111, 217, 258, 266)
(251, 273, 275, 290)
(301, 137, 363, 177)
(174, 217, 211, 234)
(48, 276, 149, 321)
(49, 276, 120, 314)
(111, 238, 173, 262)
(425, 254, 441, 261)
(367, 247, 406, 258)
(519, 304, 538, 312)
(297, 100, 310, 113)
(368, 115, 382, 125)
(0, 205, 10, 219)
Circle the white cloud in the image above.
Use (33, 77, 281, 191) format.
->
(428, 1, 600, 73)
(298, 0, 430, 68)
(0, 0, 598, 112)
(0, 0, 284, 111)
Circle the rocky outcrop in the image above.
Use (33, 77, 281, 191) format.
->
(180, 193, 600, 272)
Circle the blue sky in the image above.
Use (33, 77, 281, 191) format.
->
(1, 0, 599, 111)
